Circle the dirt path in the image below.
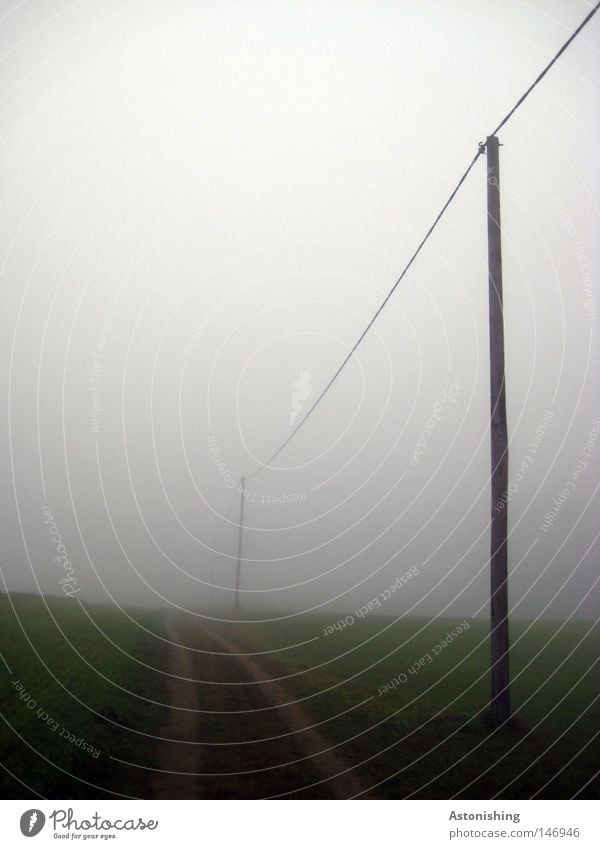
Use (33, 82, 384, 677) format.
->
(153, 613, 362, 799)
(153, 617, 203, 799)
(198, 621, 363, 799)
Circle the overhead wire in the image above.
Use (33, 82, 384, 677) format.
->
(245, 0, 600, 481)
(246, 148, 484, 479)
(491, 0, 600, 136)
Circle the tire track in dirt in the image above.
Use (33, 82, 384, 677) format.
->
(197, 621, 363, 799)
(153, 616, 203, 799)
(153, 613, 362, 798)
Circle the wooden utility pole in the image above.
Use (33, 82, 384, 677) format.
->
(234, 475, 245, 611)
(485, 135, 510, 726)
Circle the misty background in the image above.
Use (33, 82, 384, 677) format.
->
(0, 0, 598, 622)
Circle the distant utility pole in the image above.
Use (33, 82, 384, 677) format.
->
(485, 135, 510, 726)
(234, 475, 245, 611)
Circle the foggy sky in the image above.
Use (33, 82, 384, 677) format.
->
(1, 0, 598, 624)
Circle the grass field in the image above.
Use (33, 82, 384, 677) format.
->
(213, 611, 600, 798)
(0, 594, 597, 798)
(0, 594, 169, 799)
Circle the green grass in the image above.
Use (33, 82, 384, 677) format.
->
(211, 611, 600, 798)
(0, 594, 169, 799)
(1, 595, 597, 799)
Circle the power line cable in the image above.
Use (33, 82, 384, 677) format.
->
(246, 148, 483, 480)
(491, 0, 600, 136)
(245, 0, 600, 480)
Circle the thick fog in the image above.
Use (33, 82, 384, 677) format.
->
(1, 0, 598, 622)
